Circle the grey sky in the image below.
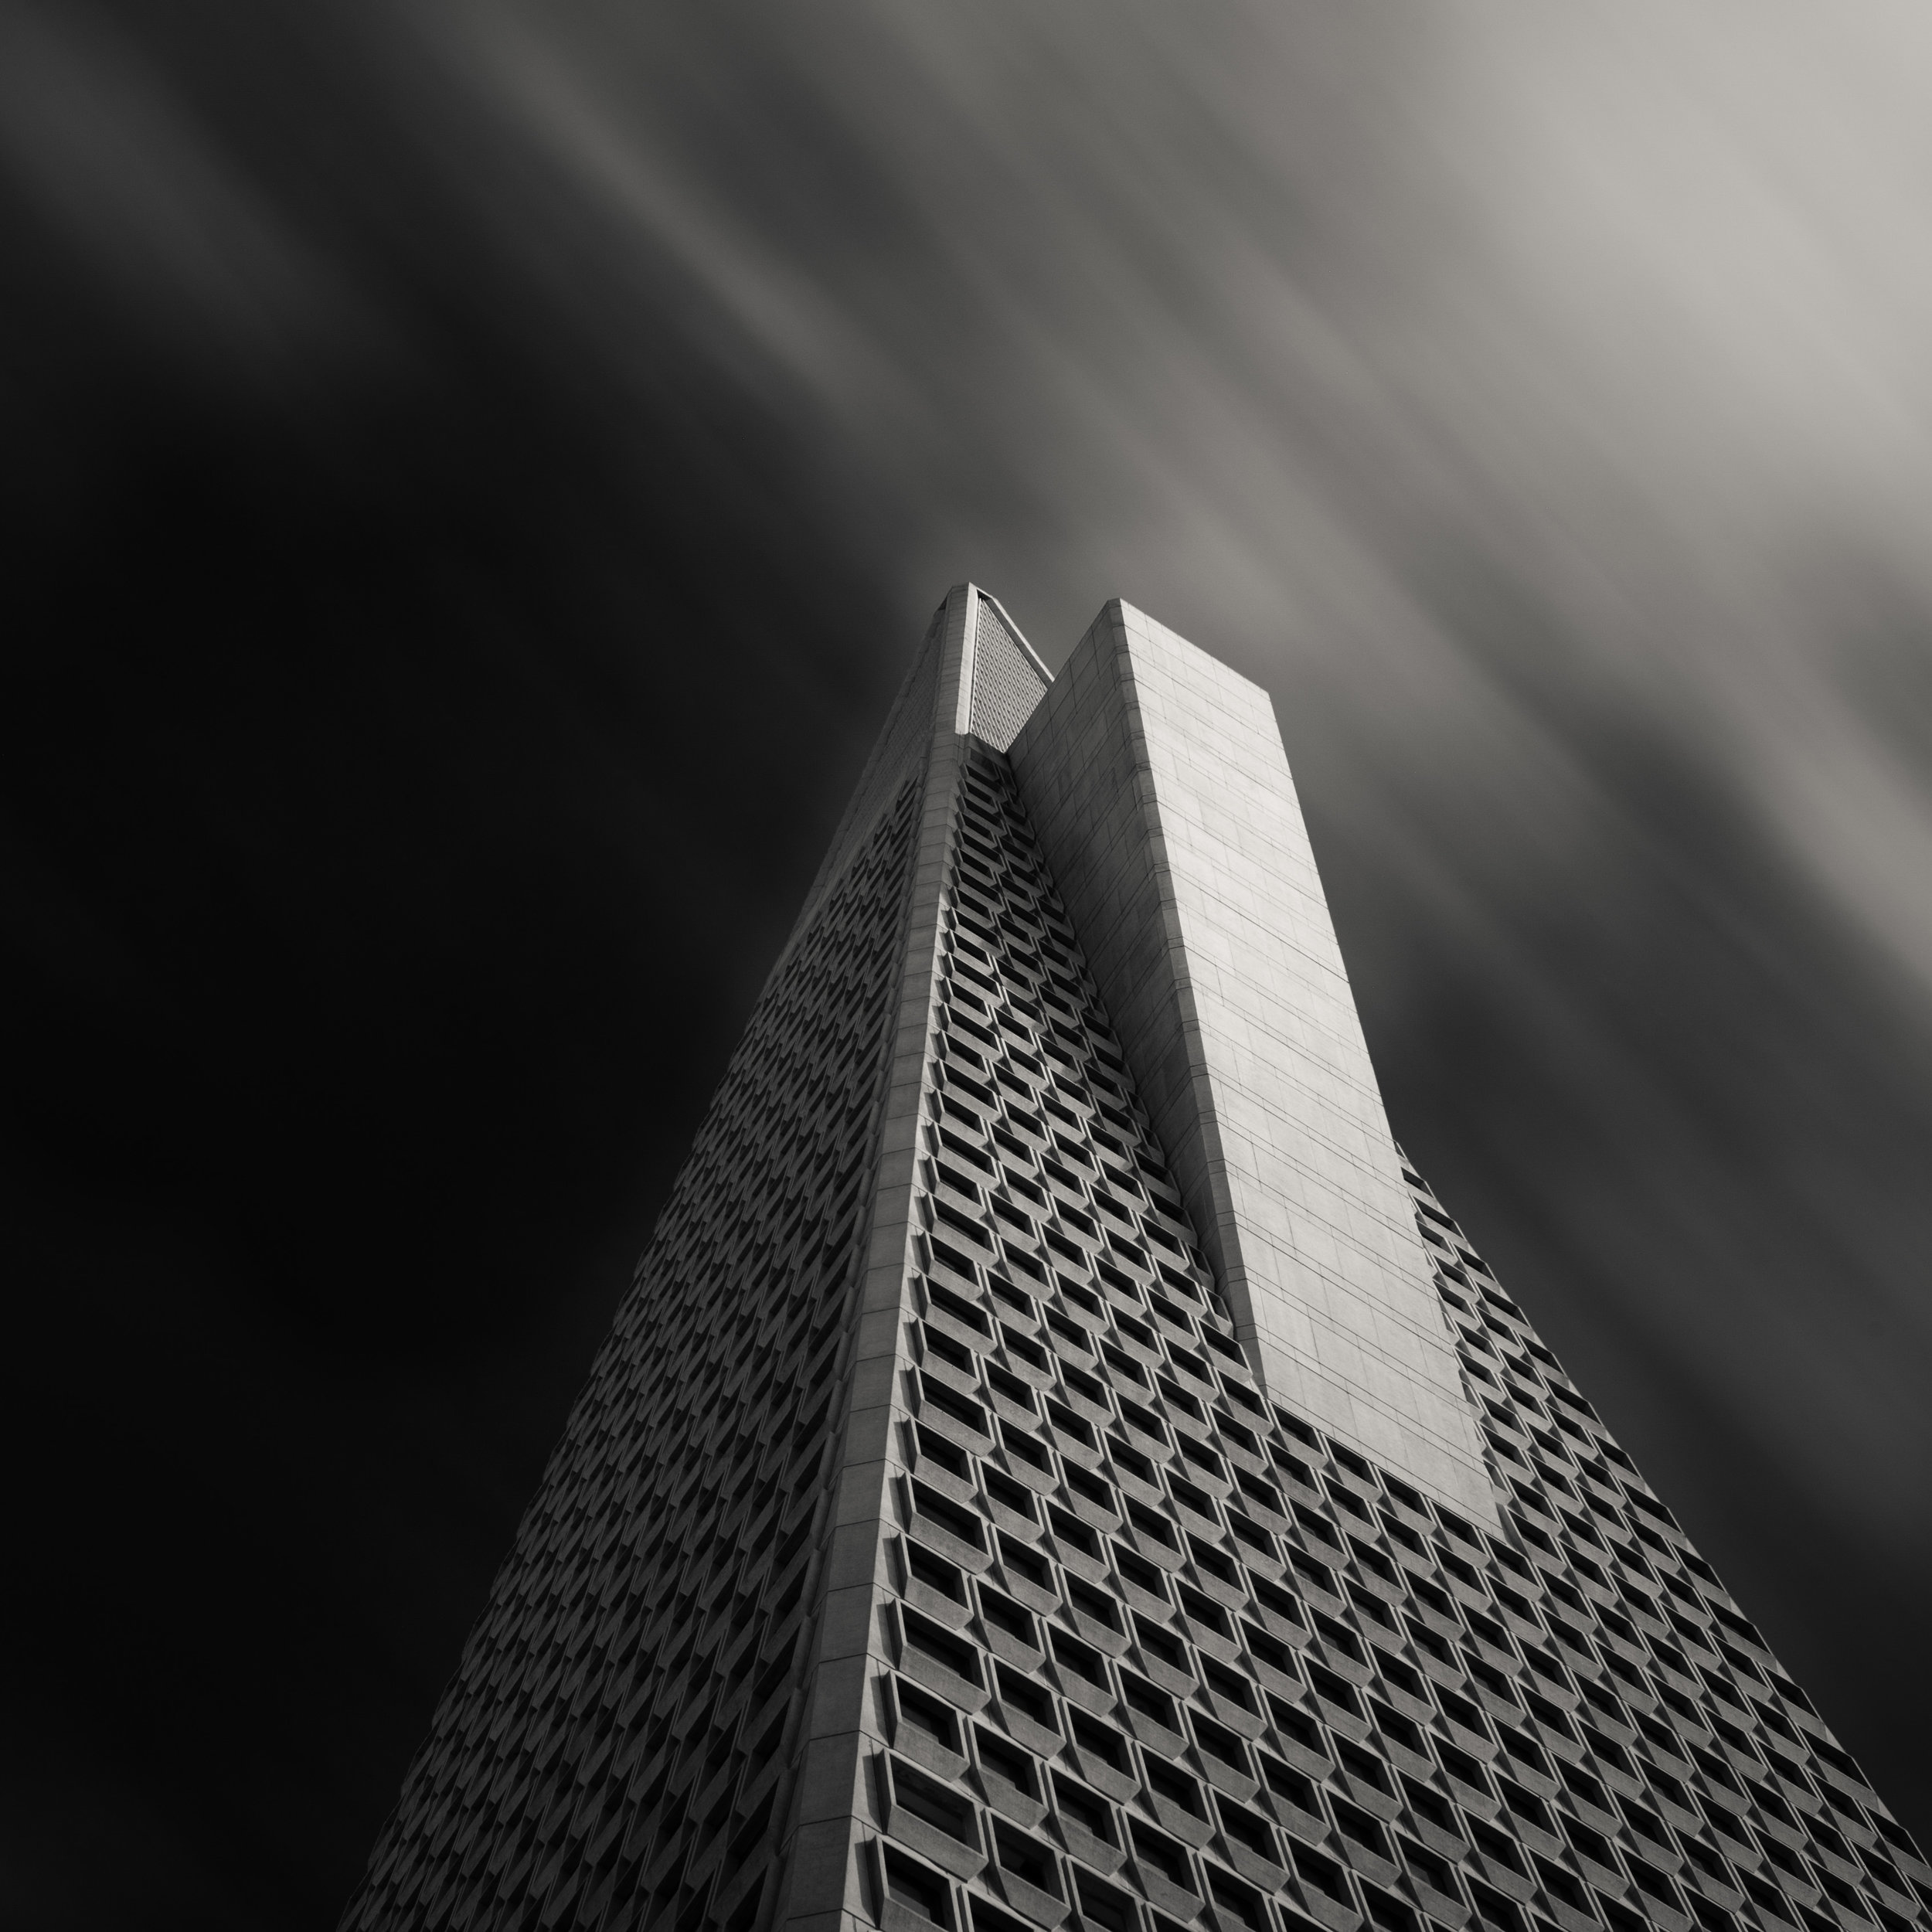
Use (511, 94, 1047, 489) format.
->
(5, 0, 1928, 1906)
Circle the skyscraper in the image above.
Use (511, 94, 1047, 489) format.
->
(342, 590, 1927, 1932)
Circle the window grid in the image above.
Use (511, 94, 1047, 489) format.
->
(871, 743, 1924, 1932)
(338, 693, 1926, 1932)
(341, 777, 925, 1932)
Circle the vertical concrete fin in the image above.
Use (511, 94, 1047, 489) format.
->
(780, 583, 981, 1932)
(1009, 599, 1498, 1526)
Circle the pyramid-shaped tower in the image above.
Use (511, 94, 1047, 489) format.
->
(343, 590, 1927, 1932)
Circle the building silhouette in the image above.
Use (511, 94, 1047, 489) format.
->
(342, 589, 1927, 1932)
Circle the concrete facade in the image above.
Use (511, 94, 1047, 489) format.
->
(1010, 602, 1495, 1526)
(341, 590, 1921, 1932)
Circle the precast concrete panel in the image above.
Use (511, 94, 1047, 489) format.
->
(1009, 600, 1496, 1526)
(342, 587, 1916, 1932)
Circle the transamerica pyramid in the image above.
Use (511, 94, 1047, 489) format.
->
(342, 588, 1927, 1932)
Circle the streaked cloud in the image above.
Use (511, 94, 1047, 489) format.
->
(5, 0, 1927, 1901)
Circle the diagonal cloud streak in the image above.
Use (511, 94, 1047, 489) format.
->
(5, 0, 1929, 1913)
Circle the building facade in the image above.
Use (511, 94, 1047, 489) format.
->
(342, 589, 1927, 1932)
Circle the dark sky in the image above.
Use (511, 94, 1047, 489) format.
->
(5, 2, 1930, 1925)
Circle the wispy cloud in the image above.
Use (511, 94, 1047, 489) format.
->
(5, 0, 1928, 1900)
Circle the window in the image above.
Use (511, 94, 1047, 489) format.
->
(883, 1846, 953, 1927)
(1047, 1400, 1095, 1447)
(1066, 1575, 1121, 1631)
(1381, 1515, 1425, 1559)
(1364, 1889, 1421, 1932)
(1403, 1839, 1461, 1901)
(1066, 1468, 1118, 1517)
(908, 1543, 967, 1603)
(1049, 1505, 1100, 1559)
(1046, 1313, 1092, 1355)
(1559, 1761, 1611, 1813)
(1369, 1700, 1426, 1756)
(916, 1426, 971, 1482)
(987, 1364, 1038, 1410)
(894, 1763, 978, 1847)
(1128, 1500, 1179, 1552)
(978, 1585, 1036, 1646)
(1437, 1686, 1489, 1738)
(1400, 1776, 1458, 1836)
(1245, 1624, 1298, 1679)
(1264, 1754, 1321, 1812)
(976, 1727, 1036, 1794)
(1114, 1546, 1167, 1597)
(1408, 1576, 1457, 1622)
(1307, 1662, 1363, 1717)
(1535, 1856, 1594, 1917)
(1070, 1709, 1131, 1775)
(1352, 1541, 1400, 1587)
(1294, 1842, 1355, 1905)
(1049, 1629, 1108, 1689)
(1379, 1655, 1428, 1703)
(1314, 1611, 1366, 1664)
(1469, 1818, 1528, 1876)
(998, 1533, 1051, 1591)
(1157, 1376, 1205, 1422)
(1192, 1709, 1251, 1772)
(1146, 1760, 1206, 1820)
(1134, 1614, 1189, 1674)
(992, 1822, 1060, 1896)
(1131, 1819, 1195, 1890)
(1190, 1539, 1240, 1588)
(1335, 1737, 1394, 1795)
(923, 1327, 977, 1375)
(1468, 1878, 1526, 1932)
(971, 1899, 1030, 1932)
(898, 1681, 962, 1753)
(1073, 1872, 1136, 1932)
(928, 1282, 993, 1338)
(1180, 1584, 1232, 1637)
(1628, 1866, 1684, 1922)
(1002, 1328, 1049, 1373)
(903, 1610, 983, 1686)
(1216, 1795, 1278, 1862)
(1044, 1775, 1110, 1847)
(1466, 1655, 1518, 1706)
(1437, 1740, 1492, 1798)
(1497, 1774, 1553, 1832)
(996, 1662, 1056, 1732)
(1566, 1816, 1621, 1872)
(1253, 1578, 1305, 1629)
(1120, 1668, 1179, 1730)
(983, 1471, 1038, 1522)
(911, 1482, 985, 1550)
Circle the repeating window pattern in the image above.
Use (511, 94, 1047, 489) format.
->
(340, 775, 925, 1932)
(970, 600, 1049, 754)
(341, 682, 1928, 1932)
(866, 743, 1929, 1932)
